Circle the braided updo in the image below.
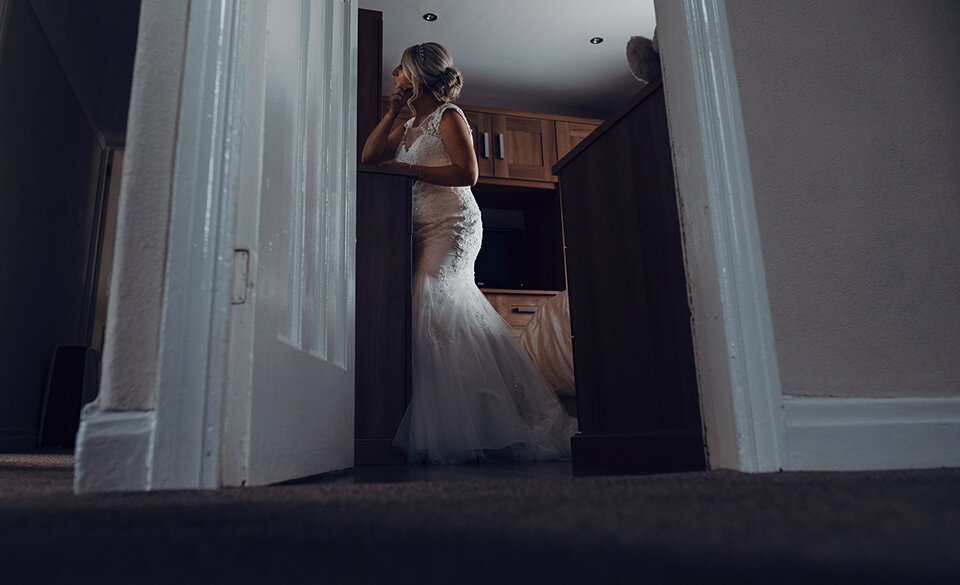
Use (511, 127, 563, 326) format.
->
(400, 42, 463, 113)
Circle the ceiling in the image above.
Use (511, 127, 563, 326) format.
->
(358, 0, 657, 119)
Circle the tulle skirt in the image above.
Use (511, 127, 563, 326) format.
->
(393, 271, 577, 464)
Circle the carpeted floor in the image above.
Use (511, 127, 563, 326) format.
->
(1, 452, 959, 584)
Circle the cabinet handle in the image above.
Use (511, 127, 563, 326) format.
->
(513, 306, 538, 314)
(481, 132, 490, 159)
(496, 133, 505, 160)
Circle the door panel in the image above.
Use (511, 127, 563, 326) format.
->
(232, 0, 357, 486)
(462, 109, 493, 177)
(492, 115, 557, 182)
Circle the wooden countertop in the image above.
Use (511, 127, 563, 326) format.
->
(358, 163, 419, 177)
(479, 288, 561, 296)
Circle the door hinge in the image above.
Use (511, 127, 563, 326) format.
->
(231, 249, 250, 304)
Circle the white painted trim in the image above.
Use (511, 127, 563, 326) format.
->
(784, 396, 960, 471)
(152, 0, 244, 490)
(658, 0, 786, 472)
(74, 405, 155, 493)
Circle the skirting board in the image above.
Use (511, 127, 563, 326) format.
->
(784, 396, 960, 471)
(74, 404, 155, 493)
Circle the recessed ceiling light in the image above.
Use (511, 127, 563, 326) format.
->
(423, 13, 438, 22)
(589, 37, 604, 45)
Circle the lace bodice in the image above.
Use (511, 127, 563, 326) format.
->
(394, 102, 470, 167)
(395, 102, 482, 293)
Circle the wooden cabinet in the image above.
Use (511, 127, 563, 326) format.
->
(436, 109, 560, 182)
(462, 109, 494, 177)
(355, 166, 415, 465)
(553, 78, 705, 474)
(489, 114, 557, 182)
(556, 120, 601, 161)
(481, 289, 559, 338)
(471, 182, 566, 292)
(458, 109, 596, 183)
(380, 97, 599, 185)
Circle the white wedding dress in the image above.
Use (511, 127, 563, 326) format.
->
(391, 102, 577, 464)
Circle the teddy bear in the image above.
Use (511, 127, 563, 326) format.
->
(626, 28, 661, 84)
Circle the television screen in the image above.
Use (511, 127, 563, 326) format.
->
(474, 227, 524, 289)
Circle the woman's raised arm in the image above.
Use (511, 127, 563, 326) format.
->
(361, 87, 408, 165)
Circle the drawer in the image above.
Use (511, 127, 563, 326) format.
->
(504, 299, 545, 328)
(482, 291, 557, 337)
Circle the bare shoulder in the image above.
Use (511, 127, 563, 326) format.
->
(439, 105, 470, 137)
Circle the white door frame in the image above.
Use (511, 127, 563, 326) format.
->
(655, 0, 787, 471)
(75, 0, 784, 491)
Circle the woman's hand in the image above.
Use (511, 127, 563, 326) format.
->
(388, 84, 412, 113)
(363, 65, 414, 165)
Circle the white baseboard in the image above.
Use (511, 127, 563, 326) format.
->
(784, 396, 960, 471)
(74, 404, 155, 493)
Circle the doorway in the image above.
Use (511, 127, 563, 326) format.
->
(354, 1, 703, 473)
(73, 0, 783, 492)
(352, 0, 786, 473)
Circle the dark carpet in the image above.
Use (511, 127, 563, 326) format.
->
(1, 452, 959, 584)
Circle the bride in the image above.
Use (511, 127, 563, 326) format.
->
(361, 42, 576, 464)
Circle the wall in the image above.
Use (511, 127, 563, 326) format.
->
(94, 0, 188, 411)
(28, 0, 140, 144)
(725, 0, 960, 398)
(0, 0, 103, 449)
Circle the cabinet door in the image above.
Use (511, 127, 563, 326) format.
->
(462, 109, 494, 177)
(556, 120, 601, 161)
(492, 115, 558, 182)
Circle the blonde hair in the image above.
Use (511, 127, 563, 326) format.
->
(400, 42, 463, 114)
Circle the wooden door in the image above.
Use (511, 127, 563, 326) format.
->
(556, 120, 601, 161)
(492, 115, 557, 182)
(462, 109, 494, 177)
